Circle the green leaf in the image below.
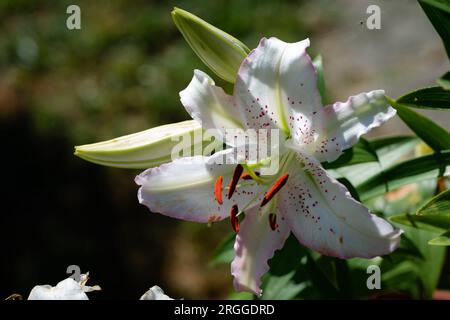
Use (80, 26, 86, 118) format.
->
(417, 189, 450, 215)
(420, 0, 450, 14)
(228, 291, 254, 300)
(390, 190, 450, 232)
(406, 228, 446, 297)
(437, 71, 450, 90)
(337, 177, 360, 201)
(397, 86, 450, 110)
(313, 255, 339, 290)
(419, 0, 450, 58)
(357, 150, 450, 200)
(324, 136, 418, 170)
(428, 230, 450, 245)
(389, 214, 450, 231)
(323, 138, 377, 169)
(209, 232, 235, 266)
(389, 98, 450, 152)
(261, 271, 308, 300)
(395, 234, 426, 260)
(260, 235, 308, 300)
(372, 136, 420, 167)
(312, 55, 327, 103)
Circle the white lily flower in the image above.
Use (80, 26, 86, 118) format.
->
(135, 37, 402, 296)
(28, 273, 101, 300)
(139, 285, 174, 300)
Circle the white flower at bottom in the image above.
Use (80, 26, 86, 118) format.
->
(140, 286, 174, 300)
(27, 273, 101, 300)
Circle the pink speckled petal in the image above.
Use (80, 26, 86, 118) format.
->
(231, 205, 290, 296)
(304, 90, 396, 162)
(235, 37, 322, 141)
(180, 70, 245, 137)
(279, 152, 402, 259)
(135, 149, 265, 223)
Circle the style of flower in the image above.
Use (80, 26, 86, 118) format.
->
(134, 37, 402, 296)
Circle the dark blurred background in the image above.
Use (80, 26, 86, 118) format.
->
(1, 0, 449, 299)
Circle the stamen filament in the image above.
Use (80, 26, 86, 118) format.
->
(242, 163, 263, 184)
(260, 173, 289, 207)
(241, 171, 260, 180)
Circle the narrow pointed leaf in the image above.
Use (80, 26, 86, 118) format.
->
(324, 136, 418, 169)
(418, 189, 450, 215)
(420, 0, 450, 13)
(357, 150, 450, 200)
(389, 190, 450, 231)
(389, 214, 450, 231)
(419, 0, 450, 58)
(390, 99, 450, 152)
(396, 86, 450, 110)
(428, 230, 450, 245)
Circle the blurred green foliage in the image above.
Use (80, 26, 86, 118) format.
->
(0, 0, 321, 144)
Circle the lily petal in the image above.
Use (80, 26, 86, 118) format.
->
(307, 90, 396, 162)
(279, 152, 402, 259)
(235, 37, 321, 139)
(28, 274, 101, 300)
(180, 70, 245, 139)
(135, 149, 264, 223)
(231, 205, 290, 296)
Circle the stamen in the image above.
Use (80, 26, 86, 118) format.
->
(269, 213, 278, 231)
(241, 171, 260, 180)
(214, 176, 223, 205)
(228, 164, 243, 199)
(230, 204, 240, 233)
(260, 173, 289, 207)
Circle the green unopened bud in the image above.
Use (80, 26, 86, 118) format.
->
(75, 120, 210, 169)
(172, 7, 250, 83)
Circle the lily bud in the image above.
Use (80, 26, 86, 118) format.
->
(171, 7, 250, 83)
(75, 120, 208, 169)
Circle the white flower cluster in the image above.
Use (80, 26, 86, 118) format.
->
(21, 273, 173, 300)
